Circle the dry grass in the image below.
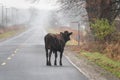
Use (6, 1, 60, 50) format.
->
(0, 26, 26, 40)
(104, 41, 120, 60)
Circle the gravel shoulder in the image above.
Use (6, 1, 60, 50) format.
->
(64, 48, 120, 80)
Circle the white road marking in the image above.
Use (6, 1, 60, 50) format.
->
(7, 57, 11, 60)
(14, 49, 19, 53)
(1, 62, 6, 66)
(11, 54, 15, 56)
(0, 49, 20, 66)
(14, 51, 17, 53)
(64, 55, 90, 79)
(16, 49, 19, 51)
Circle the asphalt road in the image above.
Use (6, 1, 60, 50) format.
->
(0, 27, 88, 80)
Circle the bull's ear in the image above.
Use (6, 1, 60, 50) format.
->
(69, 32, 73, 35)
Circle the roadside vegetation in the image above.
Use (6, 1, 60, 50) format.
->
(47, 21, 120, 78)
(79, 51, 120, 78)
(68, 19, 120, 78)
(90, 19, 120, 60)
(0, 26, 26, 41)
(46, 0, 120, 78)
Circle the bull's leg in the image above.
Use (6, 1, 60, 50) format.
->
(59, 50, 63, 66)
(54, 51, 58, 66)
(48, 50, 52, 66)
(45, 48, 49, 66)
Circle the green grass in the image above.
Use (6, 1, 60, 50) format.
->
(79, 51, 120, 78)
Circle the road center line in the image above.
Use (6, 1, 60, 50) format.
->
(14, 51, 17, 53)
(11, 54, 15, 57)
(1, 62, 6, 66)
(7, 57, 12, 60)
(14, 49, 19, 53)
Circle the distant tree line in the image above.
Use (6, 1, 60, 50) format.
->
(0, 6, 33, 28)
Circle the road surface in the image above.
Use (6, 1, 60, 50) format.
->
(0, 27, 88, 80)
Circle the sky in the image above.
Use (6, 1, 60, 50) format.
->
(0, 0, 59, 10)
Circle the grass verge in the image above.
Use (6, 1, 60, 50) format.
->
(0, 28, 26, 40)
(78, 51, 120, 78)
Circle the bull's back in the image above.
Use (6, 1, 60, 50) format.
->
(44, 33, 64, 50)
(44, 33, 56, 48)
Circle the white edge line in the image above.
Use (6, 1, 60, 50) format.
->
(64, 55, 90, 79)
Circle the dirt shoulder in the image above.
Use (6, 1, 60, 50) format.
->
(64, 47, 120, 80)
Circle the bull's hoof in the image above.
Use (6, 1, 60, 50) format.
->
(60, 61, 62, 66)
(48, 63, 51, 66)
(46, 64, 49, 66)
(49, 63, 51, 66)
(54, 63, 57, 66)
(46, 62, 51, 66)
(60, 63, 62, 66)
(46, 62, 49, 66)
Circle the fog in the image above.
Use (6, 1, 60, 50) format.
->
(0, 0, 57, 28)
(0, 0, 89, 32)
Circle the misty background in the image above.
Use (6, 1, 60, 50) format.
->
(0, 0, 89, 31)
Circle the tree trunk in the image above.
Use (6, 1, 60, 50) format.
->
(86, 0, 119, 24)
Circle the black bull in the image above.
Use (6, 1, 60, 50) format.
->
(44, 31, 72, 66)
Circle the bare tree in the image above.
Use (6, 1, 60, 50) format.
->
(58, 0, 120, 23)
(86, 0, 120, 23)
(25, 0, 40, 3)
(58, 0, 86, 18)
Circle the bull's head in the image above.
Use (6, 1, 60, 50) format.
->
(60, 31, 73, 42)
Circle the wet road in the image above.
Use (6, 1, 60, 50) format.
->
(0, 27, 88, 80)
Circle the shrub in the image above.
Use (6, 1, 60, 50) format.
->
(90, 19, 115, 41)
